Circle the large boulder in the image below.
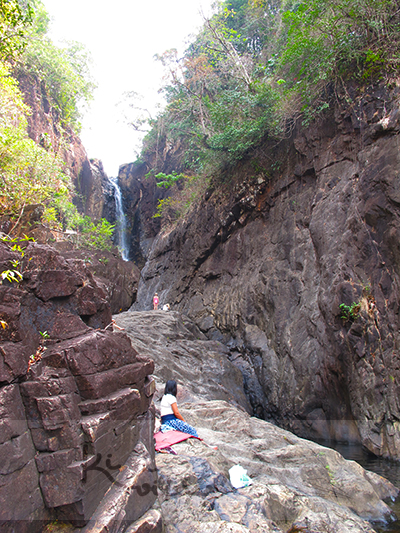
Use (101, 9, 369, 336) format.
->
(114, 311, 251, 412)
(156, 400, 398, 533)
(58, 248, 140, 314)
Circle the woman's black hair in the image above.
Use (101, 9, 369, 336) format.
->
(164, 379, 177, 396)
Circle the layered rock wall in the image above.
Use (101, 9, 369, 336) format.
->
(132, 81, 400, 459)
(116, 162, 163, 267)
(0, 242, 156, 531)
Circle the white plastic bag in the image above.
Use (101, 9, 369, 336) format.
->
(229, 464, 253, 489)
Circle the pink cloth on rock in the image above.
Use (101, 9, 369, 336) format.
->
(154, 430, 200, 451)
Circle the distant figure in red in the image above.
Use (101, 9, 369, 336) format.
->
(153, 292, 159, 310)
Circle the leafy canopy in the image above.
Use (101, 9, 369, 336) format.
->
(17, 1, 96, 131)
(0, 0, 34, 60)
(0, 60, 69, 215)
(142, 0, 400, 174)
(0, 2, 113, 252)
(136, 0, 400, 223)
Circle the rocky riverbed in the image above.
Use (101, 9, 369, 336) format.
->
(114, 310, 399, 533)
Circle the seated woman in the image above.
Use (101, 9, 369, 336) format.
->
(160, 380, 199, 437)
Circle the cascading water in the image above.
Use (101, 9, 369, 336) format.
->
(111, 177, 129, 261)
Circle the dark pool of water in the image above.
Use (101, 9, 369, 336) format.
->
(319, 441, 400, 532)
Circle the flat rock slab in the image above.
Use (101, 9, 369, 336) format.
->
(155, 400, 398, 533)
(114, 310, 399, 533)
(114, 311, 251, 412)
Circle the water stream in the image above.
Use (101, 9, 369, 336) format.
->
(111, 177, 129, 261)
(319, 441, 400, 532)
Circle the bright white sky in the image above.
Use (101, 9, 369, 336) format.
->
(42, 0, 216, 177)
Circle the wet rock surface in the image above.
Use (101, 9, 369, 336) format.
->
(114, 310, 399, 533)
(117, 162, 164, 268)
(131, 82, 400, 459)
(0, 242, 156, 531)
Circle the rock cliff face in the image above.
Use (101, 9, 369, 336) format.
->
(130, 81, 400, 460)
(0, 241, 156, 531)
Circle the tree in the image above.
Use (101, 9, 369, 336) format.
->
(14, 1, 96, 132)
(141, 0, 400, 188)
(146, 2, 281, 173)
(279, 0, 400, 93)
(0, 0, 33, 60)
(0, 60, 69, 215)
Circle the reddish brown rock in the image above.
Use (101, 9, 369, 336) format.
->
(16, 71, 107, 221)
(75, 360, 155, 401)
(0, 385, 29, 444)
(59, 248, 141, 314)
(0, 242, 156, 529)
(63, 330, 138, 376)
(125, 510, 163, 533)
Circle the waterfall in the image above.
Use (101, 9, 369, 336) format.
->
(111, 177, 129, 261)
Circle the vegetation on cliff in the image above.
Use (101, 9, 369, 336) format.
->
(140, 0, 400, 221)
(17, 1, 95, 132)
(0, 0, 34, 60)
(0, 0, 113, 250)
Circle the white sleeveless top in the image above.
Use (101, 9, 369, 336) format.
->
(160, 394, 177, 416)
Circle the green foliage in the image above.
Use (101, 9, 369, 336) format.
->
(0, 233, 33, 285)
(0, 60, 70, 215)
(44, 196, 115, 251)
(140, 0, 400, 190)
(205, 83, 279, 164)
(49, 195, 83, 230)
(0, 2, 108, 257)
(19, 3, 96, 131)
(325, 464, 336, 485)
(0, 1, 95, 132)
(0, 0, 34, 60)
(22, 39, 95, 131)
(340, 302, 361, 322)
(0, 2, 91, 220)
(76, 217, 115, 251)
(152, 173, 207, 222)
(279, 0, 400, 106)
(142, 0, 283, 176)
(153, 197, 174, 219)
(153, 171, 185, 189)
(0, 233, 34, 244)
(1, 269, 23, 283)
